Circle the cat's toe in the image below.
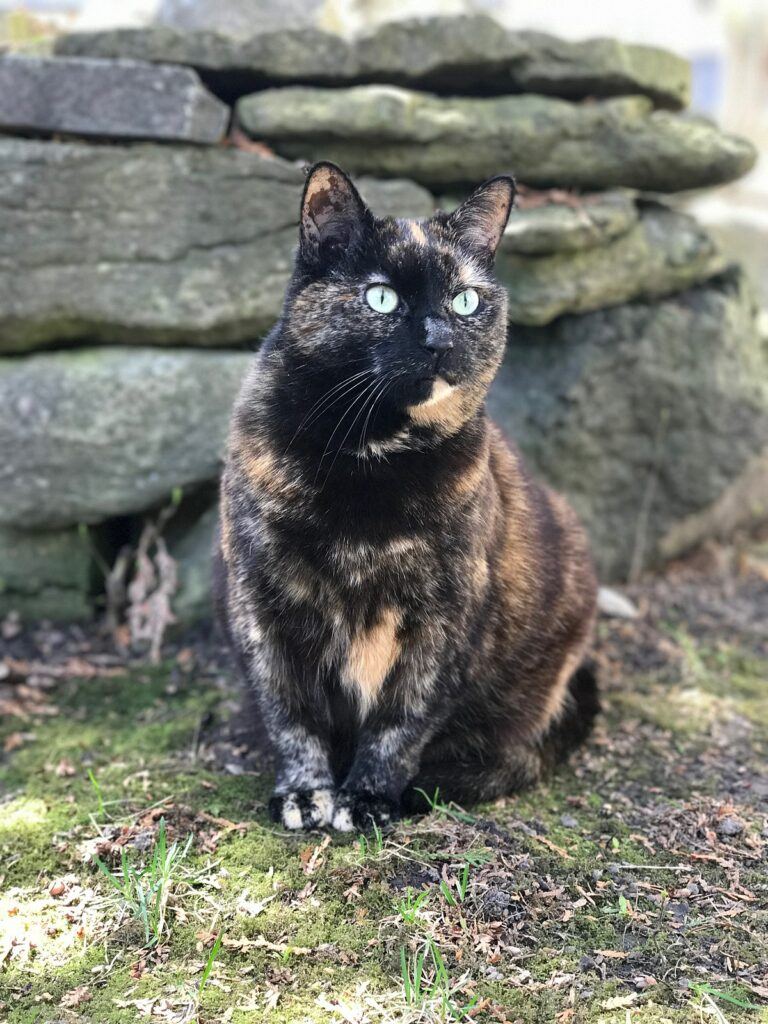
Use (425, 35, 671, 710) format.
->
(269, 788, 335, 830)
(332, 791, 398, 832)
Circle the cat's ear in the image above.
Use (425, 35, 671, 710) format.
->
(446, 175, 516, 261)
(299, 161, 372, 264)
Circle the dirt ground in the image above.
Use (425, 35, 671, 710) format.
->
(0, 546, 766, 1024)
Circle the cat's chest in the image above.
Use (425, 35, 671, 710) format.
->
(269, 527, 435, 607)
(263, 528, 444, 700)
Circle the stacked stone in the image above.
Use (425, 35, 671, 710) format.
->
(0, 16, 765, 622)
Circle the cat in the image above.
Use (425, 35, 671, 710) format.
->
(215, 161, 599, 832)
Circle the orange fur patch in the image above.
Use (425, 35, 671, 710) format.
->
(343, 608, 402, 708)
(537, 641, 589, 734)
(232, 434, 299, 501)
(408, 220, 427, 246)
(407, 379, 467, 434)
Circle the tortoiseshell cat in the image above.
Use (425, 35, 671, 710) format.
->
(216, 162, 598, 832)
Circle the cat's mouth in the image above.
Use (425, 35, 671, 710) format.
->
(391, 369, 459, 409)
(410, 375, 456, 407)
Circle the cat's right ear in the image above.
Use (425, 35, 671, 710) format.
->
(299, 162, 372, 265)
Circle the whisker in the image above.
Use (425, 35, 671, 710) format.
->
(314, 377, 382, 485)
(357, 371, 402, 457)
(296, 372, 372, 435)
(283, 370, 372, 454)
(320, 374, 394, 488)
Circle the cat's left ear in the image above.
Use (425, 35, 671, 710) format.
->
(446, 175, 516, 262)
(299, 161, 373, 264)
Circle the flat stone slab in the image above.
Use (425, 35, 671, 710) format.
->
(0, 347, 252, 530)
(501, 191, 638, 254)
(0, 139, 434, 353)
(500, 203, 727, 325)
(0, 54, 229, 143)
(236, 87, 756, 192)
(488, 270, 768, 581)
(56, 16, 690, 109)
(354, 18, 690, 109)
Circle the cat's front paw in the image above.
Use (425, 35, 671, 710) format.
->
(269, 788, 335, 831)
(331, 790, 399, 832)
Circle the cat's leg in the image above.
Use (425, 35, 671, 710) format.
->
(231, 637, 336, 832)
(222, 560, 337, 831)
(263, 696, 336, 832)
(332, 697, 453, 832)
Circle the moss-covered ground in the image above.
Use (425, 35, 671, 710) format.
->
(1, 566, 766, 1023)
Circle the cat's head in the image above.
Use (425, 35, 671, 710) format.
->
(278, 161, 514, 446)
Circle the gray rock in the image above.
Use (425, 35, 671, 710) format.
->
(716, 815, 744, 837)
(0, 525, 97, 621)
(154, 0, 327, 38)
(502, 192, 638, 255)
(0, 347, 251, 530)
(354, 18, 690, 109)
(58, 26, 355, 91)
(0, 138, 433, 353)
(57, 17, 690, 109)
(0, 54, 229, 143)
(500, 204, 727, 325)
(658, 447, 768, 560)
(236, 87, 755, 192)
(487, 271, 768, 581)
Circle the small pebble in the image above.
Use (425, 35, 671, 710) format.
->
(597, 586, 639, 619)
(48, 880, 66, 898)
(716, 815, 743, 837)
(480, 887, 511, 919)
(560, 813, 579, 829)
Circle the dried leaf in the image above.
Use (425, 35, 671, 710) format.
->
(61, 986, 92, 1008)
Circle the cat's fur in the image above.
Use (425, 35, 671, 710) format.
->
(215, 162, 598, 832)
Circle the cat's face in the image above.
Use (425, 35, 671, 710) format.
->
(279, 163, 514, 444)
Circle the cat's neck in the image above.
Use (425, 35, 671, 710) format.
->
(241, 345, 487, 477)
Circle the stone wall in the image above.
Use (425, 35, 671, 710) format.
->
(1, 16, 766, 623)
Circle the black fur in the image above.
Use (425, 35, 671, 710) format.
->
(216, 162, 598, 831)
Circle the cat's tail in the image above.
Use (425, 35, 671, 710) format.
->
(539, 658, 601, 771)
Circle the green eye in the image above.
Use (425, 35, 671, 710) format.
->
(365, 284, 399, 314)
(452, 288, 479, 316)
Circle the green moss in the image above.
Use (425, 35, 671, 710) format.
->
(2, 632, 767, 1024)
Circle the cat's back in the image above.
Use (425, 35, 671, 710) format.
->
(483, 418, 597, 630)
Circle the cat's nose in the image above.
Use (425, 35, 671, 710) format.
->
(422, 317, 454, 354)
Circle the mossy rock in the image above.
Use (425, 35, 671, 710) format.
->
(0, 138, 433, 353)
(0, 347, 251, 530)
(500, 202, 727, 325)
(501, 191, 638, 255)
(236, 87, 756, 192)
(0, 525, 99, 620)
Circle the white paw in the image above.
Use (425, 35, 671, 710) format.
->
(270, 788, 336, 830)
(331, 806, 355, 832)
(281, 794, 304, 830)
